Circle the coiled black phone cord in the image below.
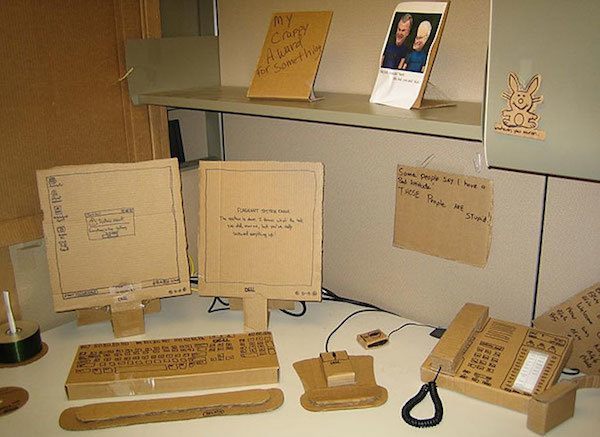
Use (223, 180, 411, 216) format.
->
(401, 368, 443, 428)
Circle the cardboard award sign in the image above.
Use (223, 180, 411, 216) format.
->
(198, 161, 324, 331)
(36, 158, 190, 337)
(370, 2, 450, 109)
(247, 11, 333, 101)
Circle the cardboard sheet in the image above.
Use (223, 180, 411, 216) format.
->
(198, 161, 324, 302)
(393, 165, 493, 267)
(247, 11, 333, 101)
(534, 283, 600, 375)
(65, 332, 279, 400)
(36, 158, 189, 312)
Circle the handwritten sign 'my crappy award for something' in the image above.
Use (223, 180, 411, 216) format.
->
(247, 11, 333, 101)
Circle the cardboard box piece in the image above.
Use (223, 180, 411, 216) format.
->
(36, 158, 190, 336)
(534, 283, 600, 375)
(65, 332, 279, 400)
(422, 303, 572, 413)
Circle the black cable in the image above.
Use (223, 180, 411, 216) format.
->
(401, 367, 444, 428)
(324, 308, 380, 352)
(280, 301, 307, 317)
(388, 322, 439, 338)
(207, 297, 229, 313)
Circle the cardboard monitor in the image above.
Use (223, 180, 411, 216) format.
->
(198, 161, 324, 331)
(36, 158, 190, 336)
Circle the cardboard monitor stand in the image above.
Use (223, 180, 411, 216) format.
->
(198, 161, 324, 331)
(36, 158, 190, 337)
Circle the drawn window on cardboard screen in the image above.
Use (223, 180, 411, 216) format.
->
(198, 161, 324, 302)
(494, 72, 545, 140)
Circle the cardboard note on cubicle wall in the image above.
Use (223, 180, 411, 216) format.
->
(394, 165, 493, 267)
(247, 11, 333, 101)
(534, 283, 600, 375)
(36, 158, 190, 312)
(198, 161, 324, 302)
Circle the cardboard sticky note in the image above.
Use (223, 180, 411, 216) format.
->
(198, 161, 323, 302)
(393, 165, 493, 267)
(247, 11, 333, 101)
(36, 158, 190, 312)
(534, 283, 600, 375)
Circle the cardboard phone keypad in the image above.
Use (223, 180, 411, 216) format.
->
(421, 303, 572, 414)
(65, 332, 279, 400)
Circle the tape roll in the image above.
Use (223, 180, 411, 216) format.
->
(0, 320, 43, 364)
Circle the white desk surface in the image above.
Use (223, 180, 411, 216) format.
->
(1, 294, 598, 436)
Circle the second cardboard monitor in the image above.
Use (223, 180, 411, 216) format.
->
(198, 161, 324, 330)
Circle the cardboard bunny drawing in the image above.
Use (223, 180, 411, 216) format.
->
(494, 72, 546, 140)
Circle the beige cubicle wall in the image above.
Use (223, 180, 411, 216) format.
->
(208, 0, 599, 325)
(221, 114, 545, 326)
(536, 178, 600, 316)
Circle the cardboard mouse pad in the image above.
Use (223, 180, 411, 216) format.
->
(36, 158, 190, 312)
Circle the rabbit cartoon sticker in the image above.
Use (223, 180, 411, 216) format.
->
(494, 72, 546, 140)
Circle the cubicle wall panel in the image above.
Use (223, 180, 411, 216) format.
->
(536, 177, 600, 316)
(222, 114, 545, 326)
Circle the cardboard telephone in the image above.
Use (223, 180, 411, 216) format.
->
(420, 303, 596, 434)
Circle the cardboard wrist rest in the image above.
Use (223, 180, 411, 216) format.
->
(59, 388, 284, 430)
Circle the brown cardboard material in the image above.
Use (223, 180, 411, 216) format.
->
(229, 298, 295, 311)
(533, 283, 600, 375)
(36, 158, 189, 336)
(65, 332, 279, 400)
(356, 329, 389, 349)
(428, 303, 489, 373)
(494, 72, 546, 140)
(0, 1, 167, 247)
(526, 380, 577, 435)
(76, 299, 161, 326)
(394, 165, 493, 267)
(247, 11, 333, 101)
(421, 303, 572, 414)
(294, 353, 387, 411)
(320, 351, 356, 387)
(59, 388, 284, 430)
(526, 375, 600, 435)
(198, 161, 324, 331)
